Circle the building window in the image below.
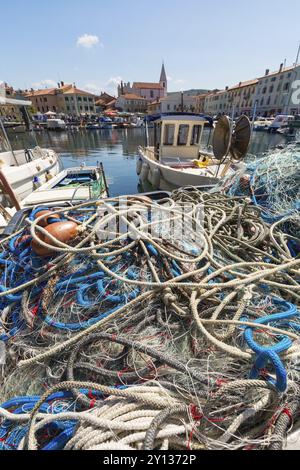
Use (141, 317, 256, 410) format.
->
(260, 98, 264, 106)
(284, 83, 290, 91)
(83, 97, 87, 102)
(269, 85, 274, 93)
(163, 124, 175, 145)
(85, 106, 89, 111)
(262, 87, 267, 94)
(191, 125, 201, 145)
(88, 97, 92, 102)
(65, 97, 69, 101)
(167, 105, 170, 110)
(150, 90, 154, 98)
(78, 97, 82, 101)
(44, 97, 47, 102)
(177, 125, 189, 146)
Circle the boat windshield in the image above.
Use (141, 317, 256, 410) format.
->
(0, 112, 38, 153)
(0, 122, 11, 152)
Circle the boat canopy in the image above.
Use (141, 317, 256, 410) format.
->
(145, 112, 213, 125)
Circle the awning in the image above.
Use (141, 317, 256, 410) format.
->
(0, 96, 32, 107)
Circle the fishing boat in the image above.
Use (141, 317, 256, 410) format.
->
(0, 97, 60, 216)
(22, 164, 109, 207)
(253, 117, 273, 131)
(137, 113, 251, 190)
(269, 114, 295, 133)
(46, 118, 66, 131)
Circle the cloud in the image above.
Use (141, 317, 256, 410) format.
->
(107, 77, 122, 87)
(32, 79, 57, 89)
(77, 34, 102, 49)
(105, 76, 122, 93)
(166, 76, 186, 85)
(83, 83, 100, 94)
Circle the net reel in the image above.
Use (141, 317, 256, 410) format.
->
(212, 115, 251, 162)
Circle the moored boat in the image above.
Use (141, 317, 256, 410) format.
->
(22, 164, 109, 207)
(137, 113, 251, 190)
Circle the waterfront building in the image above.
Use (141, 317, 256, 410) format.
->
(254, 64, 300, 116)
(0, 83, 31, 121)
(117, 64, 167, 102)
(147, 92, 198, 114)
(115, 93, 147, 113)
(203, 63, 300, 117)
(26, 82, 96, 115)
(62, 85, 96, 115)
(195, 92, 211, 114)
(95, 92, 115, 112)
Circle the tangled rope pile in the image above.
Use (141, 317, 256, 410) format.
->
(0, 190, 299, 450)
(213, 145, 300, 228)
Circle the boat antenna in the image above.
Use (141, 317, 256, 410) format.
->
(295, 41, 300, 66)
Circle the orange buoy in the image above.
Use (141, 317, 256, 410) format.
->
(31, 221, 78, 257)
(34, 210, 61, 228)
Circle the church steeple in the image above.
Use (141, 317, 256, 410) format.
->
(159, 62, 167, 96)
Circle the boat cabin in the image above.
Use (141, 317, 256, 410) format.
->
(146, 114, 210, 163)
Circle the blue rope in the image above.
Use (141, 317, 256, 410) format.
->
(244, 298, 299, 392)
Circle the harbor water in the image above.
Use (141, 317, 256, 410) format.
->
(7, 127, 297, 196)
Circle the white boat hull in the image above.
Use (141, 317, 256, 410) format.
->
(0, 148, 60, 202)
(137, 147, 225, 190)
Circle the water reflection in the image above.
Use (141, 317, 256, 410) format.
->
(6, 127, 299, 196)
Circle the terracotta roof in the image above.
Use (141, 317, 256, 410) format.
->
(95, 99, 106, 106)
(122, 93, 146, 101)
(258, 65, 296, 79)
(62, 86, 95, 96)
(228, 79, 258, 91)
(149, 100, 162, 106)
(106, 98, 117, 106)
(133, 82, 163, 90)
(98, 92, 115, 104)
(26, 88, 57, 97)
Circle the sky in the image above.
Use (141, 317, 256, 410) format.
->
(1, 0, 300, 96)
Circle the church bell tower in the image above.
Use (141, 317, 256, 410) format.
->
(160, 62, 167, 96)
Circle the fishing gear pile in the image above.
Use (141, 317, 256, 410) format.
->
(0, 190, 299, 450)
(212, 145, 300, 227)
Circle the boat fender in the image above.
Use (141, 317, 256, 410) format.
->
(140, 163, 150, 181)
(34, 210, 61, 227)
(152, 168, 161, 188)
(31, 221, 78, 257)
(136, 158, 143, 175)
